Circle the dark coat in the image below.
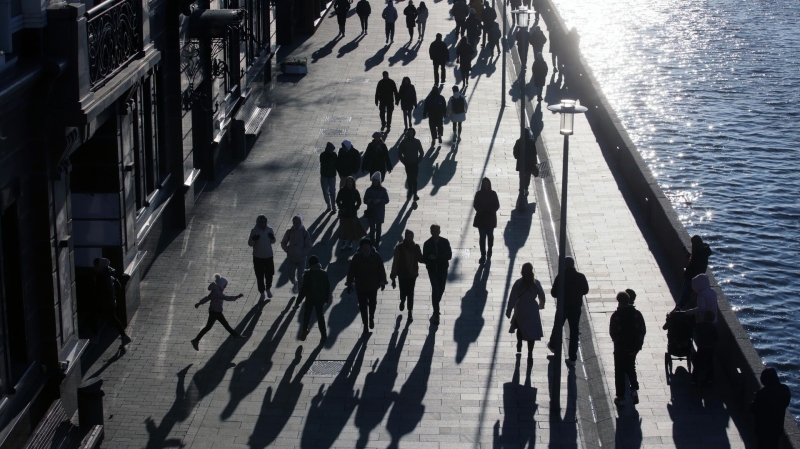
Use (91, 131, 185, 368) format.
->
(375, 78, 399, 105)
(363, 185, 390, 224)
(336, 147, 361, 177)
(334, 0, 350, 22)
(684, 244, 712, 279)
(457, 40, 473, 69)
(466, 14, 481, 40)
(336, 187, 362, 219)
(423, 237, 452, 274)
(398, 83, 417, 110)
(473, 186, 500, 229)
(532, 28, 547, 53)
(532, 59, 548, 87)
(452, 0, 469, 21)
(362, 141, 392, 175)
(398, 138, 424, 167)
(298, 268, 331, 305)
(423, 92, 447, 120)
(513, 134, 538, 172)
(609, 304, 646, 353)
(750, 382, 791, 442)
(550, 268, 590, 314)
(404, 4, 417, 28)
(356, 0, 371, 17)
(347, 248, 387, 291)
(429, 39, 450, 64)
(481, 7, 497, 27)
(320, 149, 338, 178)
(390, 241, 423, 279)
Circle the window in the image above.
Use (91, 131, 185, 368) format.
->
(133, 73, 165, 211)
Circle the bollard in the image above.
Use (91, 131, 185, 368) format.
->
(77, 378, 105, 429)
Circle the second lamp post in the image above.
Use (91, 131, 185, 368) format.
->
(513, 8, 533, 211)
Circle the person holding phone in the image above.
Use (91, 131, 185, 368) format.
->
(249, 214, 276, 299)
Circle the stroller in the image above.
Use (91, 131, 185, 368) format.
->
(663, 309, 694, 381)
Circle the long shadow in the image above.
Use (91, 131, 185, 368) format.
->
(355, 316, 410, 448)
(493, 354, 538, 447)
(430, 146, 458, 196)
(387, 40, 422, 66)
(221, 298, 299, 419)
(454, 263, 490, 363)
(386, 324, 437, 448)
(547, 359, 579, 448)
(144, 299, 267, 447)
(312, 35, 344, 63)
(365, 44, 392, 71)
(667, 367, 732, 449)
(378, 201, 414, 260)
(275, 212, 330, 289)
(86, 345, 127, 380)
(337, 34, 366, 58)
(543, 72, 566, 107)
(247, 343, 324, 448)
(616, 407, 643, 449)
(471, 46, 498, 78)
(300, 336, 370, 448)
(416, 144, 442, 192)
(530, 101, 544, 142)
(507, 76, 537, 104)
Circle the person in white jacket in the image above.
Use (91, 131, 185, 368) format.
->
(686, 274, 718, 325)
(446, 85, 469, 141)
(248, 214, 277, 299)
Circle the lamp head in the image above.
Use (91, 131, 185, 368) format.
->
(547, 99, 587, 135)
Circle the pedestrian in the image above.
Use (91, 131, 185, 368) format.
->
(363, 172, 390, 247)
(375, 71, 399, 132)
(423, 86, 447, 145)
(356, 0, 371, 34)
(336, 176, 367, 250)
(346, 238, 388, 333)
(446, 84, 468, 140)
(506, 263, 546, 361)
(469, 0, 483, 20)
(361, 132, 392, 181)
(320, 142, 338, 212)
(678, 235, 712, 309)
(452, 0, 470, 37)
(281, 214, 313, 293)
(549, 21, 560, 72)
(473, 177, 499, 264)
(336, 140, 361, 189)
(390, 229, 423, 322)
(382, 1, 398, 44)
(398, 76, 418, 131)
(531, 25, 547, 57)
(547, 256, 589, 365)
(91, 258, 131, 345)
(416, 2, 428, 40)
(429, 33, 450, 85)
(298, 255, 331, 342)
(513, 127, 538, 196)
(404, 0, 417, 42)
(456, 37, 473, 87)
(692, 310, 717, 386)
(487, 22, 501, 57)
(398, 127, 425, 202)
(532, 52, 548, 102)
(248, 215, 277, 300)
(334, 0, 350, 36)
(191, 274, 244, 350)
(750, 367, 792, 449)
(481, 1, 497, 47)
(685, 273, 718, 325)
(466, 10, 481, 53)
(508, 0, 522, 26)
(609, 290, 646, 406)
(516, 25, 530, 67)
(423, 224, 452, 323)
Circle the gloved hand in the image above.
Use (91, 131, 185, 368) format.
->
(237, 293, 244, 298)
(381, 284, 386, 291)
(391, 279, 396, 289)
(195, 303, 200, 309)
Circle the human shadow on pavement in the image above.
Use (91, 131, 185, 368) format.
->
(378, 200, 414, 260)
(144, 299, 267, 447)
(544, 72, 566, 107)
(430, 146, 458, 196)
(530, 101, 544, 142)
(300, 335, 370, 448)
(388, 40, 422, 66)
(471, 47, 498, 79)
(416, 144, 442, 192)
(338, 34, 366, 58)
(386, 324, 438, 448)
(355, 316, 410, 448)
(493, 354, 538, 447)
(547, 358, 579, 448)
(507, 76, 537, 104)
(276, 212, 331, 289)
(247, 343, 324, 448)
(667, 367, 732, 449)
(312, 35, 344, 63)
(616, 407, 643, 449)
(454, 262, 490, 364)
(365, 44, 392, 71)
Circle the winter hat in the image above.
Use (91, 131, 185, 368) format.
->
(371, 172, 382, 182)
(308, 255, 320, 266)
(372, 131, 383, 139)
(214, 273, 229, 289)
(325, 142, 335, 151)
(293, 213, 303, 225)
(359, 238, 372, 248)
(342, 140, 352, 150)
(565, 256, 575, 269)
(625, 288, 637, 303)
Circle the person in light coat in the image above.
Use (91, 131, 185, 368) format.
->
(192, 274, 244, 350)
(248, 214, 277, 299)
(363, 172, 390, 247)
(446, 85, 469, 140)
(506, 263, 546, 361)
(686, 274, 718, 325)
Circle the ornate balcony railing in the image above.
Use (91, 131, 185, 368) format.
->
(86, 0, 142, 89)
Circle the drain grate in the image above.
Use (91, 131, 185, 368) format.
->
(538, 160, 551, 178)
(325, 116, 352, 122)
(309, 360, 346, 376)
(345, 77, 370, 83)
(320, 128, 347, 136)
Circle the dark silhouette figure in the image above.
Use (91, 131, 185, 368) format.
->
(398, 128, 425, 201)
(532, 52, 548, 102)
(456, 37, 473, 87)
(609, 290, 646, 406)
(346, 238, 388, 332)
(678, 235, 712, 309)
(472, 177, 499, 264)
(493, 354, 538, 446)
(547, 256, 589, 364)
(451, 0, 469, 37)
(513, 128, 538, 197)
(751, 368, 792, 449)
(297, 255, 331, 342)
(429, 33, 450, 85)
(390, 230, 423, 321)
(454, 263, 490, 363)
(382, 2, 398, 44)
(422, 86, 447, 145)
(397, 77, 418, 130)
(422, 224, 452, 323)
(356, 0, 371, 33)
(334, 0, 350, 36)
(90, 257, 131, 345)
(480, 0, 496, 47)
(506, 263, 546, 361)
(403, 0, 417, 41)
(375, 71, 400, 131)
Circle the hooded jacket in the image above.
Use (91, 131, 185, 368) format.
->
(336, 146, 361, 177)
(423, 91, 447, 120)
(398, 137, 424, 167)
(687, 274, 718, 325)
(610, 304, 646, 353)
(684, 243, 712, 279)
(320, 143, 338, 177)
(363, 184, 390, 224)
(347, 247, 387, 291)
(390, 240, 423, 279)
(429, 39, 450, 64)
(550, 267, 589, 314)
(382, 4, 398, 23)
(280, 216, 312, 262)
(356, 0, 371, 16)
(473, 180, 500, 229)
(362, 140, 392, 174)
(513, 133, 538, 172)
(198, 282, 239, 313)
(532, 58, 548, 87)
(298, 266, 331, 305)
(452, 0, 469, 21)
(248, 224, 276, 258)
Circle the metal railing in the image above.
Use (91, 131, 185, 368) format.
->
(86, 0, 142, 89)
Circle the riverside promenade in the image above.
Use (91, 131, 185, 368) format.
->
(81, 1, 750, 448)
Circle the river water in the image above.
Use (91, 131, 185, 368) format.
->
(550, 0, 800, 420)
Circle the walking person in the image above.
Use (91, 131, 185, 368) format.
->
(469, 0, 483, 19)
(281, 214, 313, 293)
(336, 176, 367, 251)
(446, 85, 468, 141)
(334, 0, 350, 37)
(678, 235, 712, 309)
(429, 33, 450, 85)
(298, 255, 331, 342)
(508, 0, 522, 26)
(505, 263, 546, 361)
(398, 128, 425, 202)
(191, 274, 244, 350)
(91, 258, 131, 345)
(336, 140, 361, 189)
(452, 0, 470, 37)
(750, 368, 792, 449)
(465, 10, 481, 53)
(473, 177, 499, 264)
(361, 132, 392, 181)
(609, 290, 646, 406)
(532, 52, 548, 102)
(382, 1, 398, 44)
(346, 238, 388, 333)
(416, 2, 428, 40)
(547, 256, 589, 365)
(356, 0, 371, 34)
(403, 0, 418, 42)
(480, 0, 496, 47)
(320, 142, 338, 212)
(456, 37, 474, 87)
(549, 21, 561, 72)
(363, 172, 390, 247)
(692, 311, 718, 386)
(487, 22, 501, 58)
(423, 86, 446, 145)
(249, 215, 277, 300)
(390, 229, 423, 322)
(531, 25, 547, 58)
(375, 71, 399, 132)
(513, 127, 538, 197)
(423, 224, 452, 324)
(398, 76, 418, 131)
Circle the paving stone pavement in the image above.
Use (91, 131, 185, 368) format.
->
(82, 1, 749, 448)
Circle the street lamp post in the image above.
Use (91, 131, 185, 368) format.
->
(546, 99, 587, 407)
(513, 9, 532, 211)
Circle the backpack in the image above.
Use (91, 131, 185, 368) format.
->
(452, 97, 465, 114)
